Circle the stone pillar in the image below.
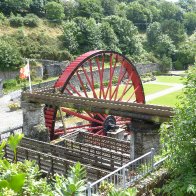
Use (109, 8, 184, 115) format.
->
(21, 101, 49, 142)
(129, 119, 161, 158)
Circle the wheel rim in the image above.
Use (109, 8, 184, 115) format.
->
(44, 50, 145, 140)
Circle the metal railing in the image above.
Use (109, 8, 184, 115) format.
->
(0, 125, 23, 141)
(86, 148, 167, 196)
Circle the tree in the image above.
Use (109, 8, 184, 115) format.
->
(99, 22, 119, 51)
(178, 0, 196, 12)
(146, 22, 162, 49)
(154, 34, 176, 58)
(75, 0, 103, 21)
(161, 19, 186, 45)
(0, 39, 22, 71)
(74, 17, 103, 53)
(104, 16, 143, 55)
(101, 0, 117, 16)
(126, 2, 152, 30)
(184, 12, 196, 35)
(63, 0, 77, 20)
(0, 0, 32, 14)
(29, 0, 47, 17)
(161, 66, 196, 195)
(62, 21, 79, 53)
(115, 2, 127, 18)
(45, 1, 65, 22)
(159, 1, 183, 21)
(173, 34, 196, 70)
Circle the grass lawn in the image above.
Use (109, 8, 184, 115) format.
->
(143, 83, 170, 95)
(147, 90, 183, 107)
(92, 83, 171, 101)
(156, 76, 185, 84)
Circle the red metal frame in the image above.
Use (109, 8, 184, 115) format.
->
(44, 50, 145, 140)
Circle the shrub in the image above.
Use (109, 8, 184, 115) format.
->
(0, 39, 22, 71)
(8, 102, 20, 111)
(24, 14, 40, 27)
(0, 12, 8, 25)
(3, 79, 17, 89)
(159, 55, 172, 72)
(9, 14, 23, 27)
(45, 1, 65, 22)
(160, 66, 196, 195)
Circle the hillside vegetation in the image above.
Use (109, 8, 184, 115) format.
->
(0, 0, 195, 72)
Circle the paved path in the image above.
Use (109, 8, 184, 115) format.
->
(0, 90, 23, 133)
(145, 81, 184, 102)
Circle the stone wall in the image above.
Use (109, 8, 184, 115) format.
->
(43, 61, 69, 78)
(135, 63, 161, 75)
(0, 71, 18, 81)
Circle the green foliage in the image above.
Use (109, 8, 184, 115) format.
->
(146, 22, 162, 49)
(0, 12, 8, 25)
(173, 40, 195, 70)
(161, 19, 186, 45)
(159, 55, 172, 73)
(74, 17, 103, 53)
(23, 13, 40, 27)
(0, 140, 6, 159)
(45, 1, 65, 22)
(75, 0, 103, 21)
(0, 39, 22, 71)
(62, 20, 79, 53)
(98, 181, 138, 196)
(184, 12, 196, 35)
(160, 66, 196, 194)
(126, 2, 152, 30)
(29, 0, 46, 17)
(8, 134, 24, 162)
(154, 34, 176, 58)
(0, 0, 32, 14)
(53, 162, 86, 195)
(159, 1, 183, 21)
(101, 0, 117, 16)
(105, 16, 143, 55)
(100, 22, 119, 51)
(3, 79, 17, 89)
(9, 14, 24, 27)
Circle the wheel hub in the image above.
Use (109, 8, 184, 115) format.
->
(103, 115, 119, 133)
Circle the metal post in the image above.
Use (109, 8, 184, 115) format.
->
(151, 148, 155, 171)
(87, 182, 91, 196)
(122, 167, 126, 189)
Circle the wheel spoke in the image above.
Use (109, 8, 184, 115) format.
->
(127, 86, 139, 102)
(117, 72, 133, 102)
(61, 108, 103, 125)
(82, 66, 97, 98)
(88, 59, 95, 91)
(66, 124, 92, 130)
(68, 83, 82, 96)
(96, 57, 104, 99)
(111, 61, 127, 101)
(76, 71, 89, 98)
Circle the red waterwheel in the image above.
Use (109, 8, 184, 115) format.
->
(44, 50, 145, 140)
